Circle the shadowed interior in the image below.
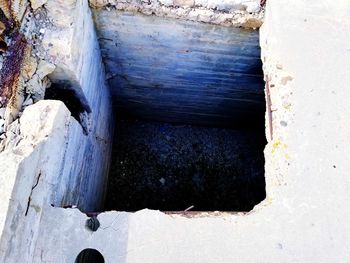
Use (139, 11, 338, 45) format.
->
(92, 11, 266, 211)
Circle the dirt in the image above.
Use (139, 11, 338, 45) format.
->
(105, 119, 266, 212)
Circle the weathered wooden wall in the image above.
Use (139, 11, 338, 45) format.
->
(94, 11, 264, 128)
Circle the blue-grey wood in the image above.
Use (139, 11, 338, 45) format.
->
(93, 11, 265, 128)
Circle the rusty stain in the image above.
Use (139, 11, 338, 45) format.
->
(0, 0, 11, 20)
(0, 9, 9, 53)
(265, 77, 273, 141)
(0, 29, 27, 107)
(0, 0, 27, 24)
(0, 35, 6, 52)
(0, 20, 5, 33)
(0, 9, 14, 35)
(0, 0, 27, 109)
(0, 0, 17, 35)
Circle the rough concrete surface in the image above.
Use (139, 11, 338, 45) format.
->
(90, 0, 264, 28)
(1, 0, 350, 262)
(33, 1, 350, 262)
(94, 10, 265, 127)
(0, 0, 114, 261)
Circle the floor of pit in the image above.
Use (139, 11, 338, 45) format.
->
(104, 119, 266, 211)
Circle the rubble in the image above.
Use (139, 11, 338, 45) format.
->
(29, 0, 48, 10)
(90, 0, 264, 29)
(0, 0, 56, 149)
(0, 118, 20, 151)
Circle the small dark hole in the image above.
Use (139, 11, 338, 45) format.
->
(45, 84, 86, 123)
(45, 83, 92, 135)
(0, 40, 7, 53)
(75, 249, 104, 263)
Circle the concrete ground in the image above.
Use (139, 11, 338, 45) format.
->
(1, 0, 350, 262)
(34, 1, 350, 262)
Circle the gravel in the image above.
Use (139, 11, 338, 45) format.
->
(105, 119, 266, 212)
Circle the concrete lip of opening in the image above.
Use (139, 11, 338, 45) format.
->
(96, 12, 266, 213)
(2, 0, 350, 262)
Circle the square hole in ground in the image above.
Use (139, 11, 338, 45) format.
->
(96, 12, 266, 212)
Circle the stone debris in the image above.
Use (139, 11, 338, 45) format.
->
(25, 74, 47, 101)
(0, 107, 5, 118)
(29, 0, 48, 10)
(91, 0, 261, 12)
(22, 55, 37, 80)
(0, 117, 4, 134)
(35, 60, 55, 79)
(90, 0, 264, 29)
(22, 95, 33, 107)
(0, 9, 56, 150)
(106, 119, 266, 211)
(0, 118, 21, 151)
(78, 111, 92, 135)
(173, 0, 195, 8)
(238, 17, 263, 29)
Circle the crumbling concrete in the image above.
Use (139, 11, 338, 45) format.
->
(0, 0, 114, 261)
(32, 1, 350, 262)
(90, 0, 264, 28)
(1, 0, 350, 262)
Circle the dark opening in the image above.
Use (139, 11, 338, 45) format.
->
(75, 248, 104, 263)
(45, 83, 92, 135)
(98, 13, 266, 212)
(105, 120, 266, 211)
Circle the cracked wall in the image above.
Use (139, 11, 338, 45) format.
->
(94, 10, 265, 128)
(1, 0, 350, 262)
(32, 1, 350, 262)
(0, 0, 114, 261)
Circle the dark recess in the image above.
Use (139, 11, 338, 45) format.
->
(105, 118, 266, 212)
(98, 16, 266, 212)
(45, 83, 92, 135)
(75, 249, 104, 263)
